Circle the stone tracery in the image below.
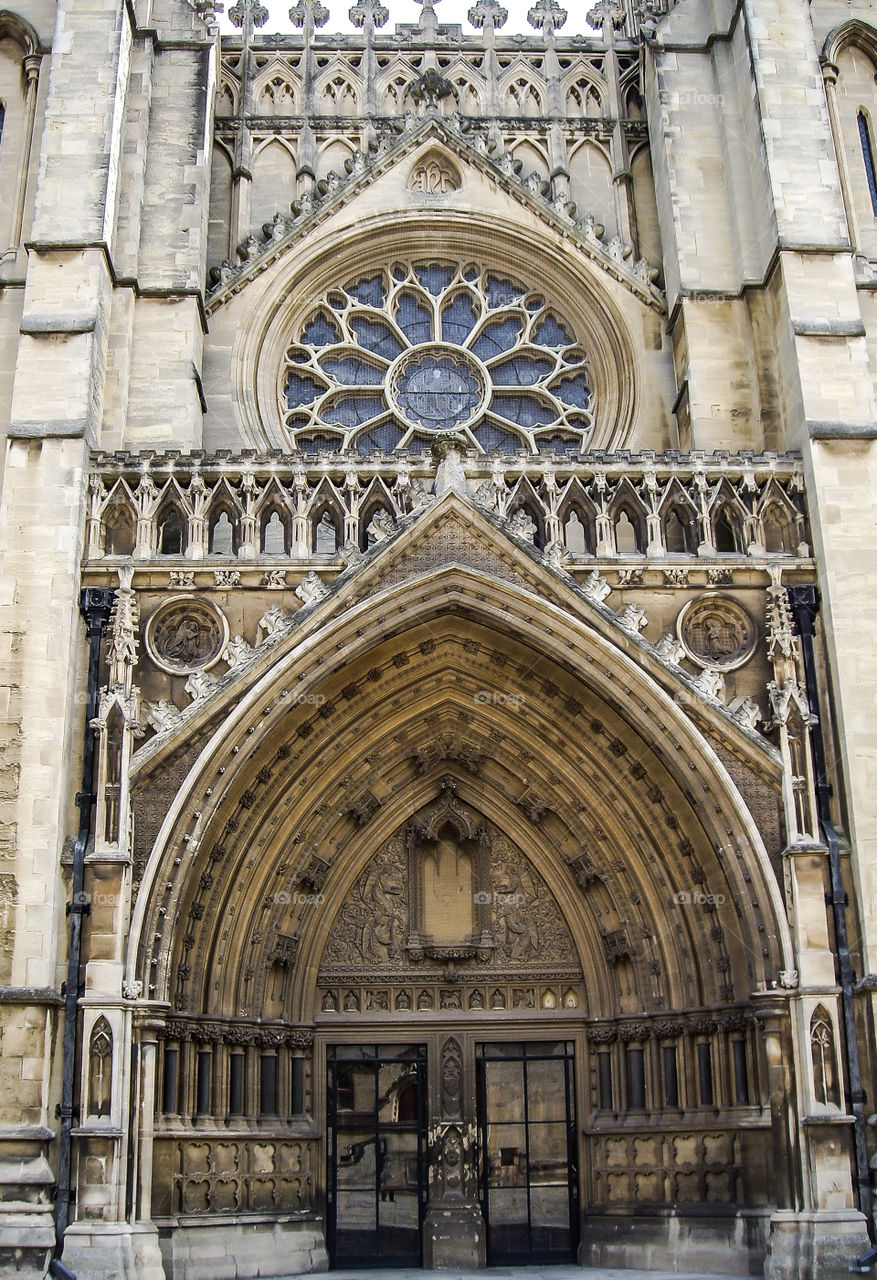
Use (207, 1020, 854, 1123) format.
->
(281, 259, 595, 454)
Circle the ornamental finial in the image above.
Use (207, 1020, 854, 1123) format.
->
(468, 0, 508, 31)
(585, 0, 626, 31)
(349, 0, 389, 29)
(228, 0, 268, 35)
(289, 0, 330, 30)
(527, 0, 567, 38)
(414, 0, 442, 38)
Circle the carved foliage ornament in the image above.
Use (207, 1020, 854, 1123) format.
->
(676, 595, 757, 672)
(145, 596, 229, 675)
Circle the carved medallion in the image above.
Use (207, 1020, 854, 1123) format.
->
(145, 595, 229, 675)
(676, 595, 757, 671)
(409, 155, 461, 194)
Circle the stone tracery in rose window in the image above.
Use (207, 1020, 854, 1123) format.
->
(280, 260, 595, 455)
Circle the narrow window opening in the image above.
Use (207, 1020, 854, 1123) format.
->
(859, 111, 877, 216)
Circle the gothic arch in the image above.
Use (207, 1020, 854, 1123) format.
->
(0, 9, 38, 56)
(125, 508, 792, 1019)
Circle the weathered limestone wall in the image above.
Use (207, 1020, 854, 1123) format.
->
(0, 437, 90, 1277)
(0, 0, 216, 1269)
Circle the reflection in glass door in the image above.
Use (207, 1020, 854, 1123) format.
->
(327, 1044, 427, 1267)
(476, 1041, 579, 1264)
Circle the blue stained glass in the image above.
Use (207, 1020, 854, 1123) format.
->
(300, 312, 341, 346)
(492, 394, 555, 427)
(350, 316, 405, 361)
(405, 436, 434, 455)
(320, 354, 385, 384)
(395, 352, 482, 428)
(345, 273, 386, 307)
(395, 291, 434, 344)
(532, 314, 572, 347)
(322, 393, 384, 427)
(471, 316, 523, 360)
(288, 261, 589, 457)
(475, 423, 521, 452)
(415, 262, 457, 295)
(441, 293, 478, 344)
(859, 112, 877, 216)
(356, 423, 405, 453)
(553, 372, 591, 408)
(295, 432, 343, 454)
(564, 411, 592, 430)
(491, 354, 554, 385)
(285, 373, 323, 408)
(485, 274, 525, 309)
(538, 435, 577, 455)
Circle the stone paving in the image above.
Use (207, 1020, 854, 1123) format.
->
(316, 1268, 750, 1280)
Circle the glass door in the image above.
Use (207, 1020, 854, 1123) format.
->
(476, 1040, 579, 1264)
(327, 1043, 427, 1267)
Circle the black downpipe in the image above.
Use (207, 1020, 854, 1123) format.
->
(52, 588, 113, 1267)
(787, 586, 875, 1246)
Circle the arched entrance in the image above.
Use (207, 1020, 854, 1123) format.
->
(123, 498, 792, 1277)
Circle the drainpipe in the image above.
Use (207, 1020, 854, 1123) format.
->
(787, 586, 875, 1248)
(52, 587, 113, 1273)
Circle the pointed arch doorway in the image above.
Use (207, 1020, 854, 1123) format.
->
(317, 786, 585, 1269)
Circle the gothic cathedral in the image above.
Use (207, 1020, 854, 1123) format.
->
(1, 0, 877, 1277)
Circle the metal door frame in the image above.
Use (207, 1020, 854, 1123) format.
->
(326, 1042, 428, 1269)
(475, 1039, 580, 1265)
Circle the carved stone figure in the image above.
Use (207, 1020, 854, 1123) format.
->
(146, 599, 228, 675)
(366, 508, 396, 545)
(146, 700, 184, 734)
(677, 595, 757, 671)
(508, 508, 537, 543)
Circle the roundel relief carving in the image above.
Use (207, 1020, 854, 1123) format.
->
(676, 595, 757, 671)
(145, 596, 228, 675)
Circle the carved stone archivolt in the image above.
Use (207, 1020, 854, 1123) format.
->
(676, 595, 757, 672)
(144, 595, 229, 675)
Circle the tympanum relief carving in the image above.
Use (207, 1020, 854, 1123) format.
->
(319, 795, 581, 1008)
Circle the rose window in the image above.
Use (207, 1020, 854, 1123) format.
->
(281, 261, 595, 454)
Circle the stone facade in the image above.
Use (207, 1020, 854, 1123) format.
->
(1, 0, 877, 1277)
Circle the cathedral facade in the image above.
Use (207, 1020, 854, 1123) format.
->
(1, 0, 877, 1277)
